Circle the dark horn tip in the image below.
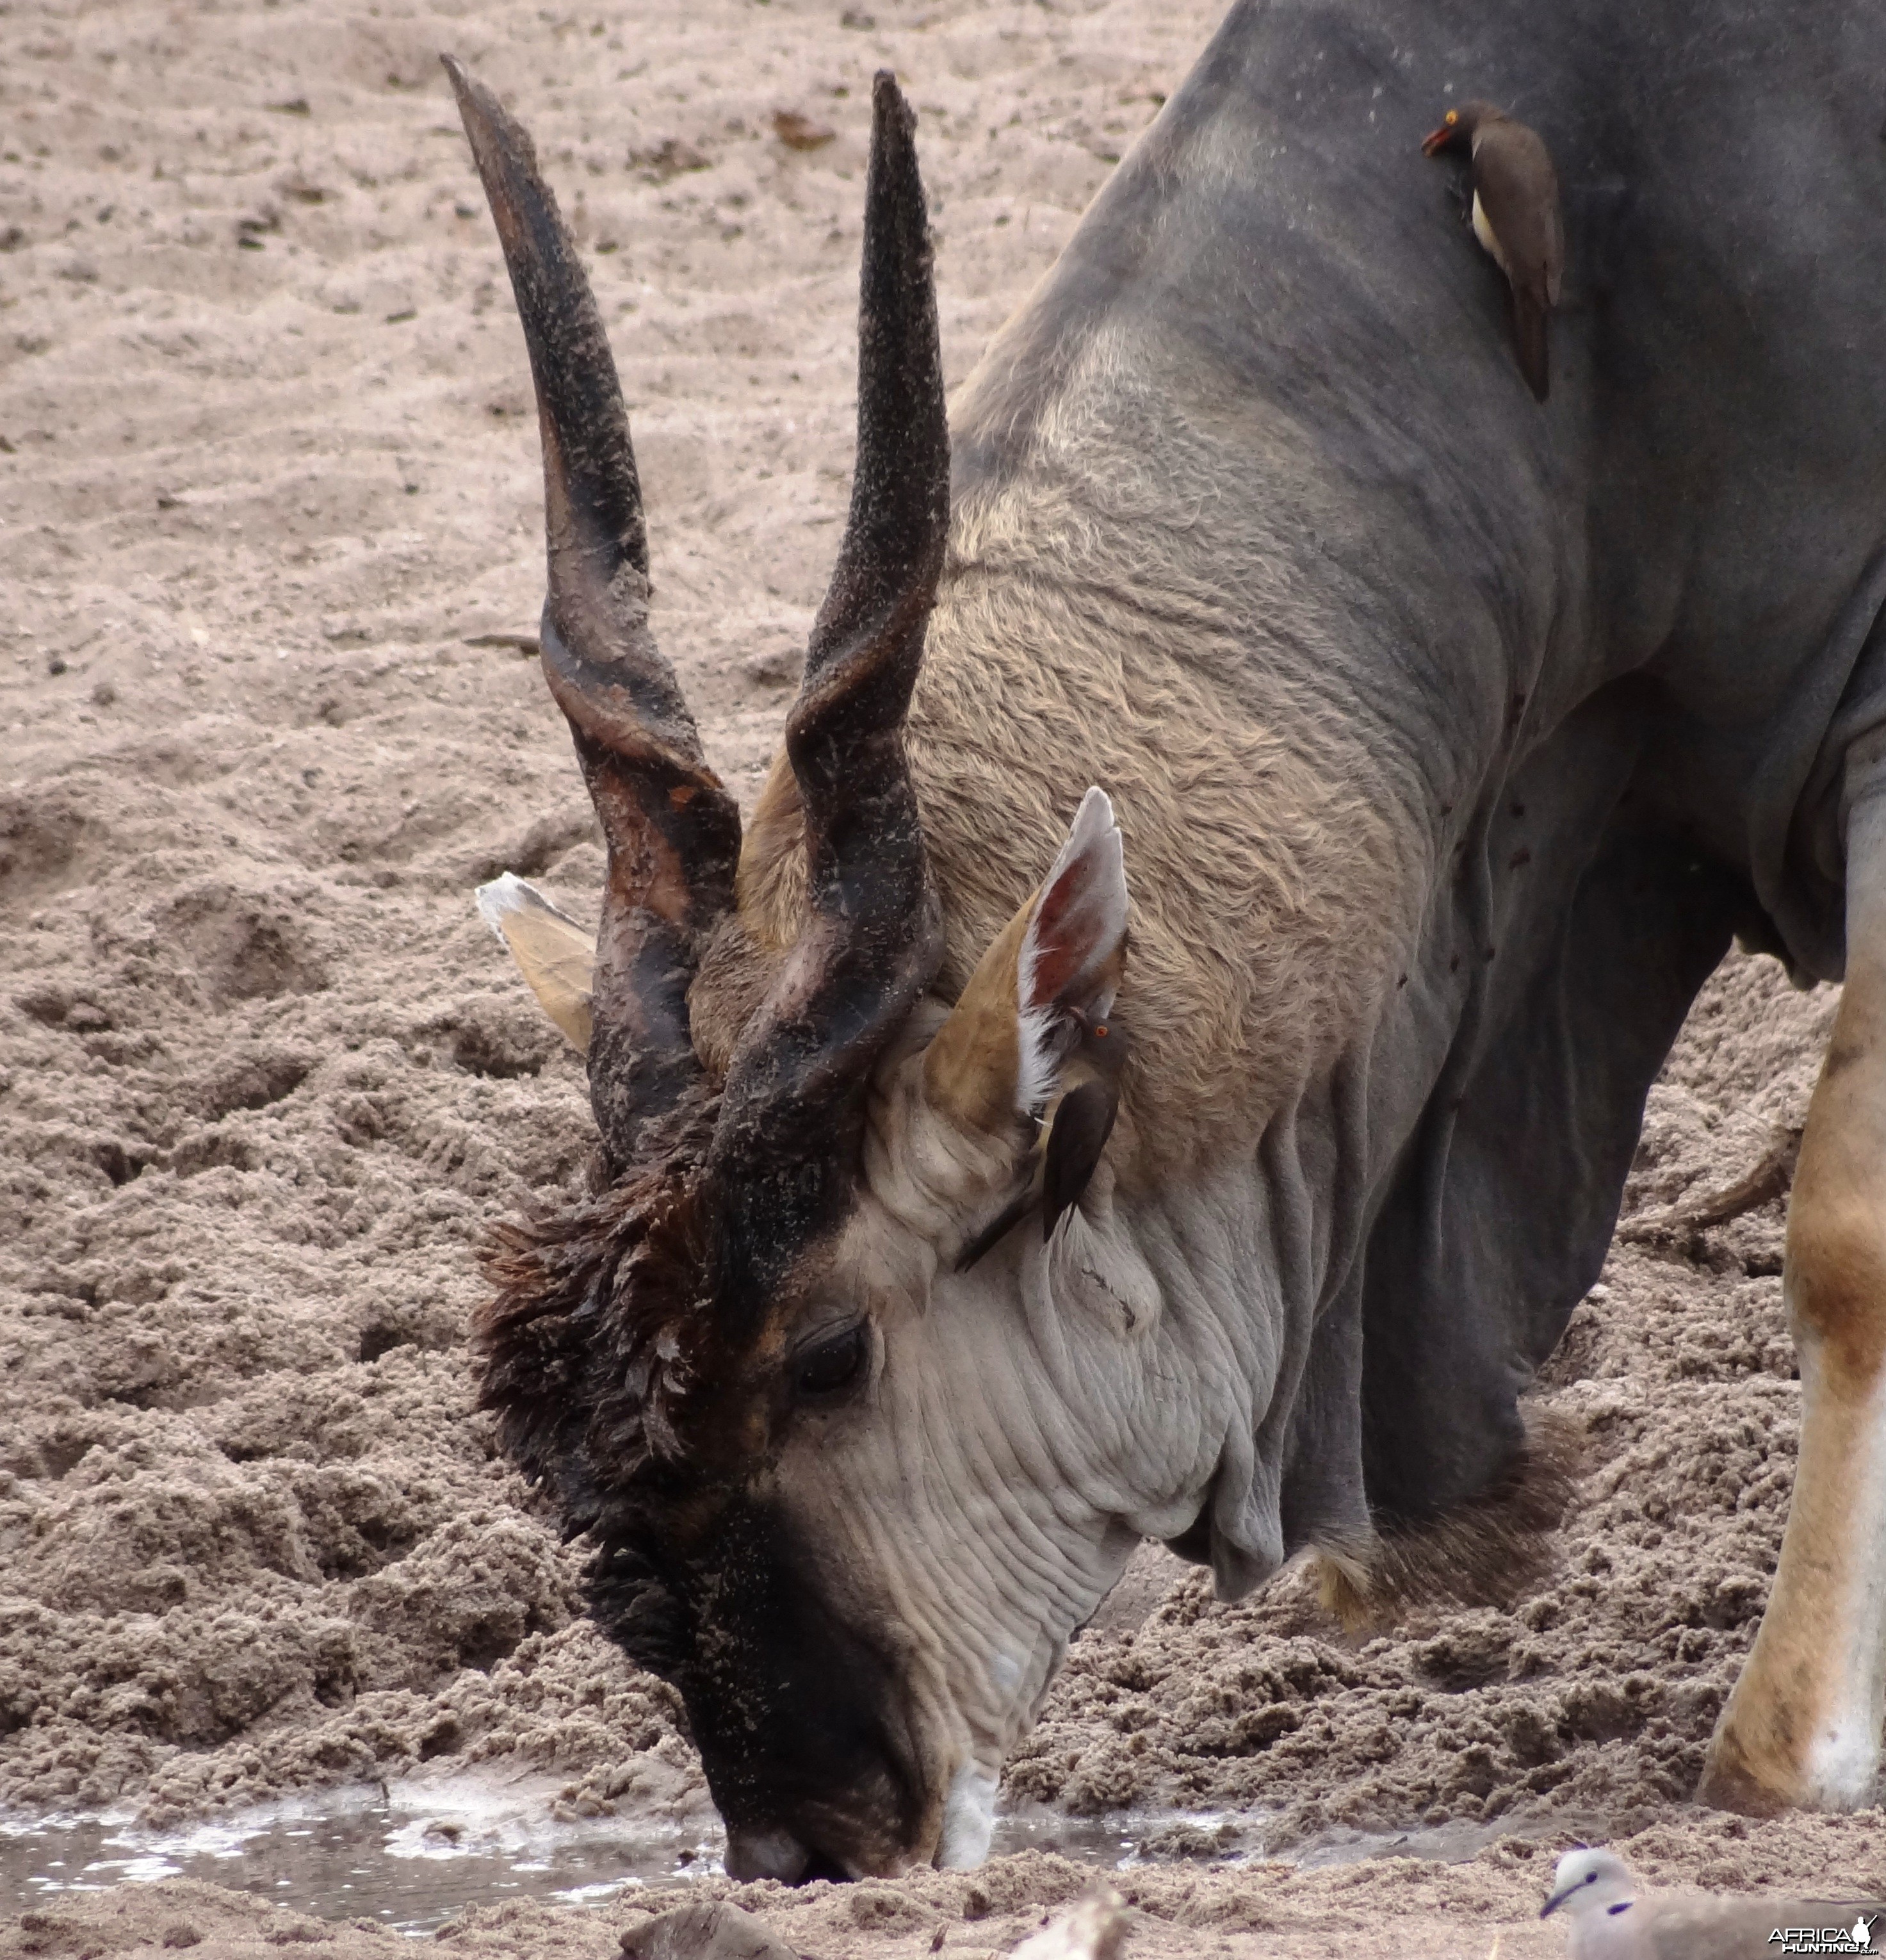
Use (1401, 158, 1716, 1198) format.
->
(871, 69, 920, 151)
(442, 55, 500, 152)
(441, 54, 537, 188)
(439, 52, 478, 112)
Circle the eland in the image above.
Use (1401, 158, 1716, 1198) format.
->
(444, 0, 1886, 1880)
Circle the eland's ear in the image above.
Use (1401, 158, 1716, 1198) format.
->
(923, 788, 1128, 1145)
(476, 873, 597, 1054)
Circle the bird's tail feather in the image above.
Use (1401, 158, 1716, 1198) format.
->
(1511, 291, 1550, 401)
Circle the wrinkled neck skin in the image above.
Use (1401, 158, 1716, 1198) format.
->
(734, 225, 1564, 1866)
(774, 1020, 1369, 1868)
(742, 475, 1550, 1865)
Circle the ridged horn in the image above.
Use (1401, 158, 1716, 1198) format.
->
(445, 56, 741, 1169)
(711, 71, 948, 1243)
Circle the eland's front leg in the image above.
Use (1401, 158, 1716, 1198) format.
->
(1699, 788, 1886, 1814)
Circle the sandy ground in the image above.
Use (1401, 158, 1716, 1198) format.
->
(3, 0, 1883, 1954)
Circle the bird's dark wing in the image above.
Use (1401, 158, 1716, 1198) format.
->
(1043, 1078, 1119, 1240)
(1472, 119, 1563, 313)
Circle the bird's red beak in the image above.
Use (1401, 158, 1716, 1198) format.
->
(1420, 124, 1453, 156)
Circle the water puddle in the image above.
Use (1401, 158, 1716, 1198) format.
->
(0, 1779, 1563, 1934)
(1, 1778, 712, 1933)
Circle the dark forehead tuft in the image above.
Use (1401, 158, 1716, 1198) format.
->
(473, 1075, 855, 1527)
(475, 1085, 723, 1514)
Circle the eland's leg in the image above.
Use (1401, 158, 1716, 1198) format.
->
(1699, 788, 1886, 1813)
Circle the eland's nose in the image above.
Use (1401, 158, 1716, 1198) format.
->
(723, 1826, 811, 1884)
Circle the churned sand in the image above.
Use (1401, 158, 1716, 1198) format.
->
(2, 0, 1880, 1952)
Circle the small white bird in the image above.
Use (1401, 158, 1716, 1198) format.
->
(1541, 1849, 1640, 1956)
(1541, 1847, 1886, 1959)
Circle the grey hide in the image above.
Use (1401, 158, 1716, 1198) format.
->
(941, 0, 1886, 1542)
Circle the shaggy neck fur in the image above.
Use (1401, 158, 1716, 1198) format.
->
(724, 374, 1435, 1177)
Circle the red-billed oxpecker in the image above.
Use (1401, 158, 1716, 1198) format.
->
(1422, 101, 1564, 401)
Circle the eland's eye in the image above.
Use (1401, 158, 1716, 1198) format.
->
(795, 1325, 868, 1400)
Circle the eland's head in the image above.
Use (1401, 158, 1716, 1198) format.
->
(448, 61, 1158, 1881)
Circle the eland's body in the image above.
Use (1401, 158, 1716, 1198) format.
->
(451, 0, 1886, 1882)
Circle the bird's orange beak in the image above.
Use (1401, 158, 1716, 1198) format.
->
(1420, 124, 1453, 156)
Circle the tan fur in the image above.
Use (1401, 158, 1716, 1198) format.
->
(1699, 822, 1886, 1813)
(921, 901, 1035, 1143)
(726, 324, 1423, 1175)
(735, 751, 810, 951)
(686, 913, 781, 1083)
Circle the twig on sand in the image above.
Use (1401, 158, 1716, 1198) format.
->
(1619, 1123, 1801, 1246)
(462, 630, 541, 655)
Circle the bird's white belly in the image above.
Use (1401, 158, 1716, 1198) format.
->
(1470, 190, 1510, 276)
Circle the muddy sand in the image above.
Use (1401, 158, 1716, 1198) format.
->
(2, 0, 1882, 1952)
